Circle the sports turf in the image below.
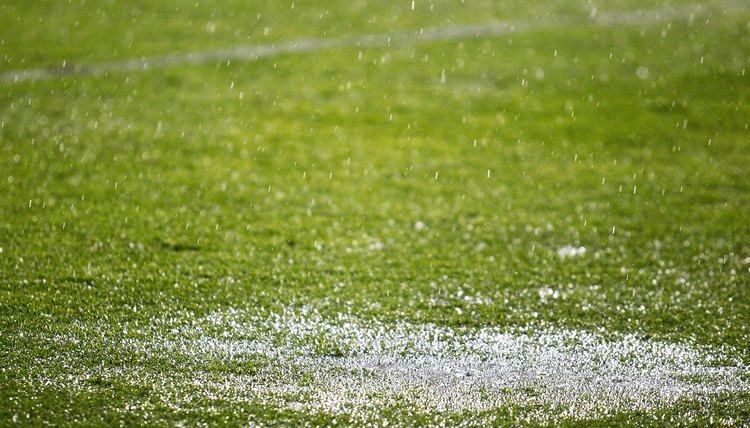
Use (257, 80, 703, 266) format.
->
(1, 0, 749, 425)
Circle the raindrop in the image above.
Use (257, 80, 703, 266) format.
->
(636, 66, 650, 80)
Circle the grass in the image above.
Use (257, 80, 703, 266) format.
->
(1, 0, 749, 425)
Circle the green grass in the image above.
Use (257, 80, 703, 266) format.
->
(1, 0, 749, 425)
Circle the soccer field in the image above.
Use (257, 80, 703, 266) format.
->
(1, 0, 749, 425)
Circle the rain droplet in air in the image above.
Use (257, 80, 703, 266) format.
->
(636, 66, 650, 80)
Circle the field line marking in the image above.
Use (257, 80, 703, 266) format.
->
(1, 1, 745, 83)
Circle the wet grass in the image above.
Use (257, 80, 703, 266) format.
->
(1, 0, 749, 425)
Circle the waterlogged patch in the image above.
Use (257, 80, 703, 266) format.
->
(31, 308, 749, 423)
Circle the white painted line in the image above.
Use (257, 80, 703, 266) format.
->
(1, 1, 745, 83)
